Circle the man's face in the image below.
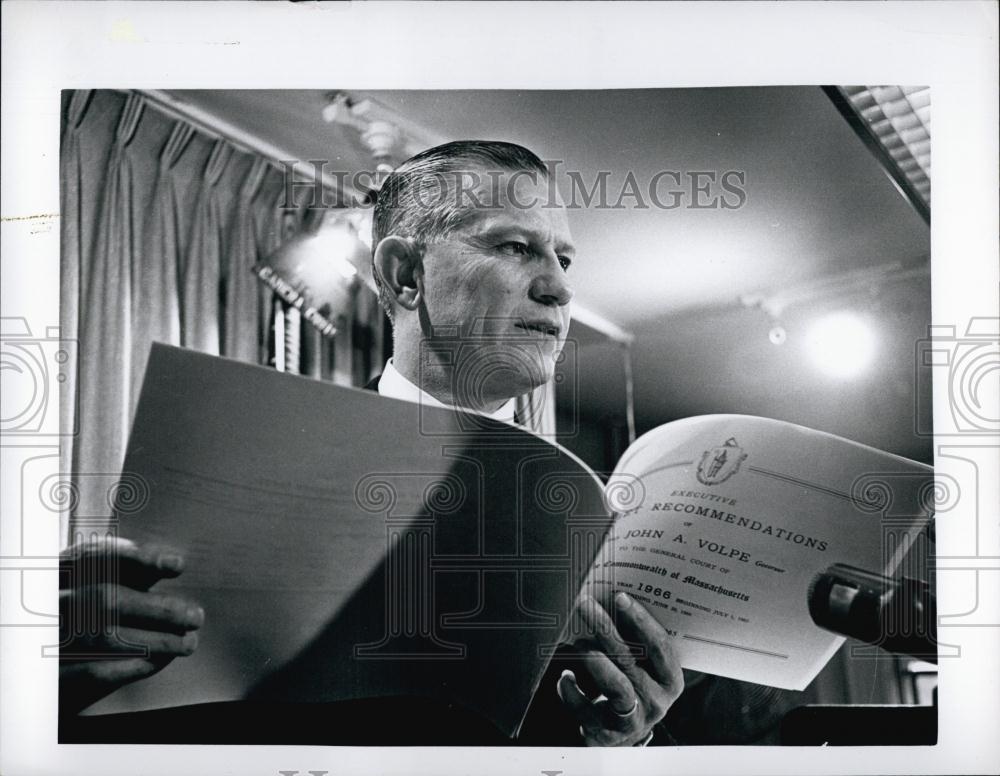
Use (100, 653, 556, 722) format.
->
(417, 168, 575, 401)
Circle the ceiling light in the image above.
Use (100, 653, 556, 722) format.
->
(804, 312, 878, 379)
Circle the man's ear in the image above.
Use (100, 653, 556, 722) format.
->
(373, 236, 423, 311)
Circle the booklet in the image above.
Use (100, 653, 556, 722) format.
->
(85, 344, 932, 737)
(585, 414, 932, 690)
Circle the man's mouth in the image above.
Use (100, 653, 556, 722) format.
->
(514, 321, 561, 338)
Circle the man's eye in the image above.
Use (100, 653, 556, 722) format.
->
(497, 241, 530, 256)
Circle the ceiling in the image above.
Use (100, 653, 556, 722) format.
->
(164, 87, 932, 463)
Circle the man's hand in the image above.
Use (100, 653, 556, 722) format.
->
(556, 592, 683, 746)
(59, 537, 204, 715)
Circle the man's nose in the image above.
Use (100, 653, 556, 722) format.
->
(529, 257, 574, 307)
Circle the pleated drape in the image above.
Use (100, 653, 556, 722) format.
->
(223, 157, 268, 363)
(182, 140, 232, 355)
(131, 121, 191, 400)
(59, 89, 94, 541)
(73, 93, 144, 520)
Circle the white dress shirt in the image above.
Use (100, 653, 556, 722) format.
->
(376, 358, 517, 424)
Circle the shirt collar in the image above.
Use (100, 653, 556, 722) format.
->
(377, 359, 517, 424)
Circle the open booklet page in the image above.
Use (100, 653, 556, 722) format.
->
(87, 344, 613, 738)
(586, 414, 933, 690)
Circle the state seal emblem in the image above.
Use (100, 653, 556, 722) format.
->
(696, 437, 748, 486)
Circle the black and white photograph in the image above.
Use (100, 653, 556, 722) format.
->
(1, 3, 997, 775)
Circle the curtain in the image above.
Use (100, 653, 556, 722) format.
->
(223, 157, 269, 362)
(130, 121, 190, 401)
(59, 89, 94, 543)
(60, 90, 380, 542)
(182, 140, 232, 354)
(72, 93, 143, 524)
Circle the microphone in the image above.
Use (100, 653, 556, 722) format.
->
(808, 563, 937, 662)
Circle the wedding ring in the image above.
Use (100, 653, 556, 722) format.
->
(609, 697, 639, 718)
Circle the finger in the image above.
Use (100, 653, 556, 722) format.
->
(115, 586, 204, 632)
(62, 585, 204, 634)
(576, 595, 643, 683)
(115, 626, 199, 657)
(61, 538, 185, 591)
(577, 595, 679, 726)
(576, 650, 638, 720)
(60, 655, 173, 686)
(556, 634, 605, 698)
(557, 671, 629, 747)
(613, 592, 684, 697)
(61, 625, 198, 660)
(556, 670, 601, 731)
(568, 653, 604, 700)
(102, 626, 199, 658)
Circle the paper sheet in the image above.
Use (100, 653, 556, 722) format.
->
(88, 344, 612, 737)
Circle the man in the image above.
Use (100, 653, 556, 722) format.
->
(60, 140, 683, 746)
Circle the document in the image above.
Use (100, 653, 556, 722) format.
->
(585, 415, 933, 690)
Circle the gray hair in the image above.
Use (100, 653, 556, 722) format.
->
(371, 140, 549, 321)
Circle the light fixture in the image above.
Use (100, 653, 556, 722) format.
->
(321, 90, 446, 165)
(803, 311, 878, 380)
(739, 259, 927, 352)
(322, 92, 417, 173)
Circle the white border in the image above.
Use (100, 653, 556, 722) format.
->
(2, 2, 998, 775)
